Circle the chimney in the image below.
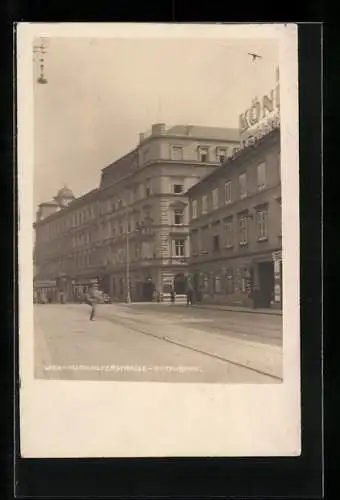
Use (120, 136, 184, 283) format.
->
(139, 132, 145, 143)
(152, 123, 166, 136)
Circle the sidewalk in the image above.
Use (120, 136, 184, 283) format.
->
(118, 301, 282, 316)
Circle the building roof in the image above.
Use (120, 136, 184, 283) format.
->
(39, 199, 59, 207)
(186, 127, 280, 196)
(166, 124, 240, 142)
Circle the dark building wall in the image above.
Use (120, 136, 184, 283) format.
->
(188, 129, 282, 309)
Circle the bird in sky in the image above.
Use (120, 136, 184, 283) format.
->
(248, 52, 263, 62)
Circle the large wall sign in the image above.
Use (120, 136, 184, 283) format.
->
(239, 67, 280, 147)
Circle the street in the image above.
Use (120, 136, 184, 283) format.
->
(34, 303, 283, 383)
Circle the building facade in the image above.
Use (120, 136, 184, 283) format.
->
(34, 123, 239, 302)
(187, 126, 282, 309)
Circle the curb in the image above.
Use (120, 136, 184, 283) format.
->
(117, 302, 282, 316)
(191, 304, 282, 316)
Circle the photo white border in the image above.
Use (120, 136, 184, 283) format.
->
(18, 23, 300, 458)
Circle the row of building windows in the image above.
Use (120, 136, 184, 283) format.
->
(170, 145, 239, 163)
(191, 209, 269, 253)
(38, 182, 188, 243)
(191, 163, 267, 219)
(41, 236, 189, 275)
(195, 270, 250, 295)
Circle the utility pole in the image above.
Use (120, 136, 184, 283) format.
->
(125, 205, 131, 303)
(126, 227, 131, 303)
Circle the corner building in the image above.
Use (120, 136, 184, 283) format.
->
(34, 123, 239, 302)
(187, 127, 282, 309)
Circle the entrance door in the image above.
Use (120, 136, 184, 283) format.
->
(142, 280, 154, 301)
(257, 261, 274, 308)
(174, 273, 186, 294)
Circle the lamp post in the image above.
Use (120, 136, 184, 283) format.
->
(126, 224, 131, 303)
(125, 212, 152, 303)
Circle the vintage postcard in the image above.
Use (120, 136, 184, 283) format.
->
(17, 23, 300, 457)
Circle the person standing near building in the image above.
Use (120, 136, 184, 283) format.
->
(186, 277, 194, 306)
(170, 284, 176, 304)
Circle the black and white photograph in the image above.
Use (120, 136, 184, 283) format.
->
(18, 23, 300, 458)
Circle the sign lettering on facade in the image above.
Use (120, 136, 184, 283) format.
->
(237, 70, 280, 152)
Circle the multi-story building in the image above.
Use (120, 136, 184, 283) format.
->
(33, 123, 239, 302)
(187, 126, 282, 309)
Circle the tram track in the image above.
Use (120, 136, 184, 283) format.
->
(102, 311, 283, 382)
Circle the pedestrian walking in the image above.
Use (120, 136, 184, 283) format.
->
(87, 283, 100, 321)
(170, 285, 176, 304)
(186, 279, 194, 306)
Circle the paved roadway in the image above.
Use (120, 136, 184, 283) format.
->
(34, 303, 282, 383)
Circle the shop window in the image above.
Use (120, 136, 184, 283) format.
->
(225, 269, 234, 294)
(215, 275, 221, 293)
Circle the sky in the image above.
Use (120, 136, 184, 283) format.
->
(33, 36, 278, 211)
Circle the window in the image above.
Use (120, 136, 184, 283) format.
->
(173, 184, 184, 194)
(215, 275, 221, 293)
(145, 180, 151, 197)
(202, 195, 208, 214)
(239, 173, 247, 199)
(213, 234, 220, 252)
(200, 226, 209, 253)
(198, 147, 209, 162)
(174, 239, 185, 257)
(212, 188, 219, 210)
(171, 146, 184, 161)
(256, 209, 268, 240)
(190, 229, 199, 255)
(239, 215, 248, 245)
(192, 200, 198, 219)
(174, 209, 184, 225)
(257, 162, 266, 190)
(224, 219, 233, 247)
(217, 147, 227, 163)
(225, 269, 234, 294)
(224, 181, 232, 204)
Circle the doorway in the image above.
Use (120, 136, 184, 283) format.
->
(142, 279, 154, 301)
(257, 261, 274, 308)
(174, 273, 186, 294)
